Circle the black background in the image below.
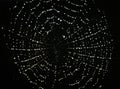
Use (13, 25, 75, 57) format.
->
(0, 0, 119, 89)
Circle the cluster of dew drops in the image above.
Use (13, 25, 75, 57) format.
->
(2, 0, 114, 89)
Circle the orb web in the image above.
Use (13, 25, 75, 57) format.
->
(6, 0, 113, 89)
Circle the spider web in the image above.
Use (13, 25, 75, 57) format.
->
(5, 0, 113, 89)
